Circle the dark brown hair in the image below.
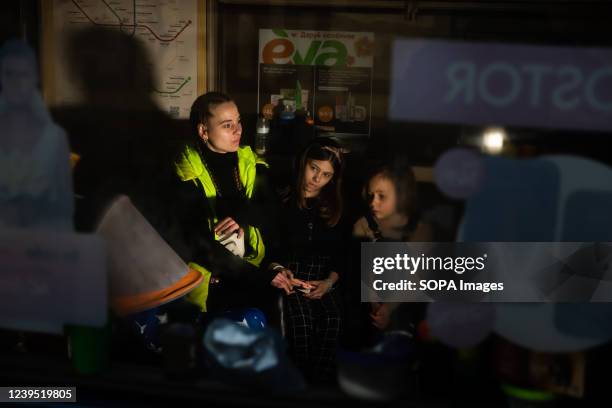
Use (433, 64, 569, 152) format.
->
(363, 163, 418, 222)
(294, 138, 346, 227)
(189, 91, 234, 138)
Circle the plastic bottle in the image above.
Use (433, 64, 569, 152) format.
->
(255, 115, 270, 156)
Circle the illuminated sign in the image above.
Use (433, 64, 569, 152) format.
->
(389, 39, 612, 132)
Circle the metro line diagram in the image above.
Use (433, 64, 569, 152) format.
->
(70, 0, 191, 42)
(52, 0, 198, 118)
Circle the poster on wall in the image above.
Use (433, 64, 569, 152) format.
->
(44, 0, 201, 119)
(258, 29, 374, 136)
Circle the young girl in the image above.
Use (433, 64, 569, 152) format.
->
(354, 164, 432, 243)
(353, 164, 432, 331)
(269, 138, 347, 384)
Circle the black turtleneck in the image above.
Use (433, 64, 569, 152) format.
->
(200, 144, 246, 219)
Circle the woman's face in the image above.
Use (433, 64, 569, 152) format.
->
(367, 175, 397, 221)
(1, 56, 36, 107)
(199, 102, 242, 153)
(303, 159, 335, 198)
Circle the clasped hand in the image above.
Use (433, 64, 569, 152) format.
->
(271, 268, 314, 295)
(214, 217, 243, 239)
(302, 279, 334, 299)
(271, 267, 333, 299)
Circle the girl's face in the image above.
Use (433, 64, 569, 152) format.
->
(199, 102, 242, 153)
(303, 159, 334, 198)
(367, 175, 397, 221)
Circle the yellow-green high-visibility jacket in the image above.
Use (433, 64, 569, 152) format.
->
(175, 144, 268, 312)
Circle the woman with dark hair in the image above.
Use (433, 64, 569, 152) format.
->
(269, 137, 348, 384)
(175, 92, 303, 317)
